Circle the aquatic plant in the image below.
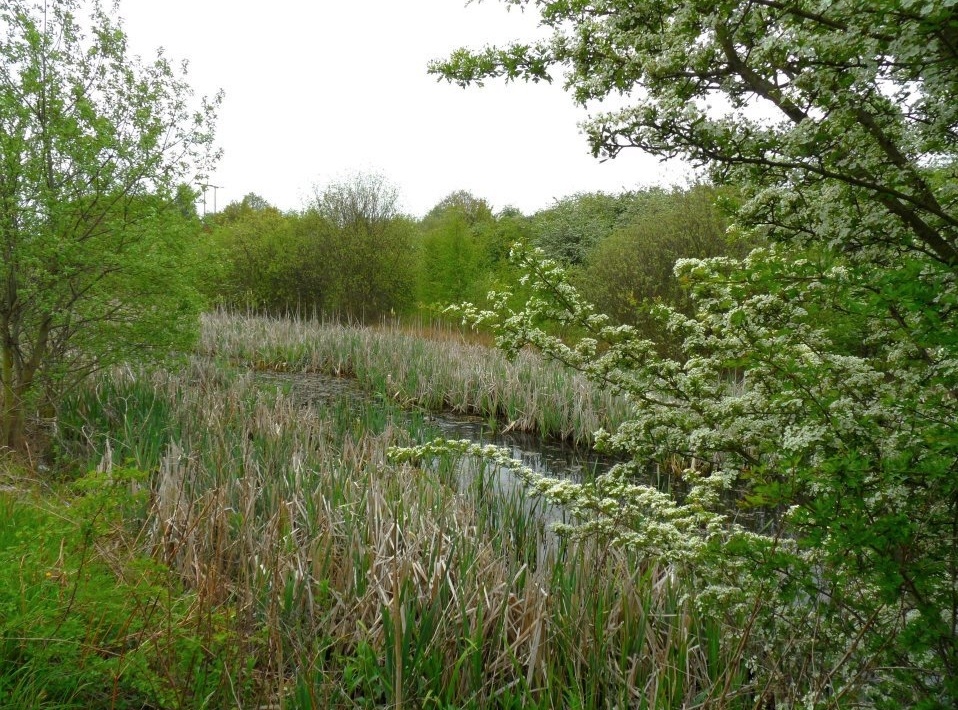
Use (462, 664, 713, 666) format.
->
(49, 358, 743, 707)
(199, 311, 630, 446)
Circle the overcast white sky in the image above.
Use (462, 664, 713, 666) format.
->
(119, 0, 689, 217)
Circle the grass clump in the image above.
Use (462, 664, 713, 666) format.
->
(200, 310, 630, 445)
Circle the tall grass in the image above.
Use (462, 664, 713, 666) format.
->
(200, 310, 630, 446)
(44, 336, 752, 706)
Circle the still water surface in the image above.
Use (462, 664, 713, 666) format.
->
(255, 370, 612, 482)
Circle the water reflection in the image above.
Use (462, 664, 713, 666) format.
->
(254, 370, 780, 545)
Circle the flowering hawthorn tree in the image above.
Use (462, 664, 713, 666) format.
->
(393, 1, 958, 706)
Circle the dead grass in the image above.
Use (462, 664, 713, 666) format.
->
(199, 311, 631, 446)
(54, 348, 747, 707)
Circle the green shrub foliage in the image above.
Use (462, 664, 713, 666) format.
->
(0, 0, 218, 450)
(206, 175, 417, 320)
(528, 191, 638, 265)
(575, 185, 747, 347)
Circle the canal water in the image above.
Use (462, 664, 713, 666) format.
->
(254, 370, 611, 483)
(254, 370, 777, 542)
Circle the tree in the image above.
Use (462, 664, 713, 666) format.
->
(528, 190, 638, 265)
(436, 1, 958, 267)
(422, 189, 494, 227)
(575, 185, 745, 350)
(422, 1, 958, 704)
(313, 171, 400, 234)
(417, 191, 497, 308)
(212, 192, 279, 227)
(204, 195, 302, 312)
(0, 0, 219, 451)
(308, 173, 416, 320)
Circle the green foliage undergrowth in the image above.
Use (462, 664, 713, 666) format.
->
(0, 470, 241, 709)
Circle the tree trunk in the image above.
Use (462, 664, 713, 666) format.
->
(1, 321, 47, 453)
(0, 358, 25, 452)
(0, 401, 26, 453)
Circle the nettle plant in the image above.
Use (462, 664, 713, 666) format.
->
(392, 241, 958, 706)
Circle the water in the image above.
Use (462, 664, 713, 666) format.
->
(253, 370, 614, 543)
(254, 370, 611, 483)
(253, 370, 780, 545)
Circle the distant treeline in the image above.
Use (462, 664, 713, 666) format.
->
(198, 175, 751, 343)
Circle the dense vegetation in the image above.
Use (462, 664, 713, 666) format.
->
(2, 0, 957, 707)
(200, 178, 734, 332)
(0, 0, 218, 452)
(4, 316, 717, 708)
(427, 0, 958, 707)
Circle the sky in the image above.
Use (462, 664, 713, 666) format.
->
(119, 0, 690, 218)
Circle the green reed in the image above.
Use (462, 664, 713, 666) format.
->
(199, 310, 631, 446)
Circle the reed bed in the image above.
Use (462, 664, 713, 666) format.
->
(53, 357, 747, 708)
(199, 311, 631, 446)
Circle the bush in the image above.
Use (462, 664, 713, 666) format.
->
(574, 185, 747, 349)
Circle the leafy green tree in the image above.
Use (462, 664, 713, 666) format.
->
(414, 194, 539, 319)
(287, 208, 344, 315)
(425, 0, 958, 704)
(417, 191, 497, 308)
(204, 195, 301, 312)
(207, 178, 417, 320)
(436, 1, 958, 268)
(0, 0, 219, 451)
(309, 173, 416, 320)
(575, 185, 745, 348)
(528, 191, 638, 265)
(422, 189, 494, 228)
(212, 192, 278, 227)
(475, 207, 533, 289)
(204, 195, 348, 316)
(418, 208, 485, 307)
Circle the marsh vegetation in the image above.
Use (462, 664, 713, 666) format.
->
(3, 0, 958, 707)
(0, 313, 737, 708)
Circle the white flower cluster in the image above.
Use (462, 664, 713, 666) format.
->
(405, 237, 958, 704)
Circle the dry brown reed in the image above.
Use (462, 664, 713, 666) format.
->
(199, 310, 631, 446)
(62, 350, 742, 707)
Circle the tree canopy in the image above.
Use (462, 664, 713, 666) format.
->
(575, 185, 743, 348)
(434, 0, 958, 266)
(0, 0, 219, 450)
